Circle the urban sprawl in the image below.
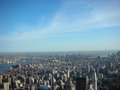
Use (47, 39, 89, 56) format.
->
(0, 51, 120, 90)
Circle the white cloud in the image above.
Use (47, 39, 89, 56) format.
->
(0, 0, 120, 41)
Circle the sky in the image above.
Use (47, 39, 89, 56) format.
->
(0, 0, 120, 52)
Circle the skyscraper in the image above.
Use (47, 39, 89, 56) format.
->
(3, 82, 9, 90)
(75, 77, 88, 90)
(91, 71, 97, 90)
(67, 69, 70, 79)
(88, 69, 97, 90)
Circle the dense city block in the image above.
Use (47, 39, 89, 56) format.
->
(0, 51, 120, 90)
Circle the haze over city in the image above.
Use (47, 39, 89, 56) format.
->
(0, 1, 120, 90)
(0, 0, 120, 52)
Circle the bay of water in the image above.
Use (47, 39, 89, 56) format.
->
(0, 59, 40, 74)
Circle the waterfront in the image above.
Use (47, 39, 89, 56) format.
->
(0, 51, 120, 90)
(0, 59, 40, 74)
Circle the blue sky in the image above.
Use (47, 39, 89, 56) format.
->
(0, 0, 120, 52)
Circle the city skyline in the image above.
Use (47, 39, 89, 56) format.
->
(0, 0, 120, 52)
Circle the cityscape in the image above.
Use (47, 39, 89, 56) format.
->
(0, 0, 120, 90)
(0, 51, 120, 90)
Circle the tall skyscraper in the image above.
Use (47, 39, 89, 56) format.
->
(67, 78, 75, 90)
(89, 69, 97, 90)
(3, 82, 9, 90)
(67, 69, 70, 79)
(91, 71, 97, 90)
(75, 77, 88, 90)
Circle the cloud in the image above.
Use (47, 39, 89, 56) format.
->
(0, 0, 120, 42)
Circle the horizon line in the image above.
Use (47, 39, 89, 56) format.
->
(0, 49, 119, 53)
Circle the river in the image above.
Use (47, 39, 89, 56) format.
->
(0, 59, 41, 74)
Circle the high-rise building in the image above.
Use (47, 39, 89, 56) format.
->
(3, 82, 9, 90)
(91, 71, 97, 90)
(67, 69, 70, 79)
(0, 74, 3, 84)
(88, 69, 97, 90)
(75, 77, 88, 90)
(67, 78, 75, 90)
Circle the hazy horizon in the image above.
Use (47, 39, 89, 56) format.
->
(0, 0, 120, 52)
(0, 50, 119, 54)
